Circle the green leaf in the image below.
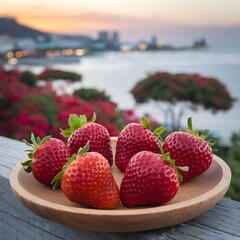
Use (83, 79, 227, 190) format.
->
(21, 160, 32, 173)
(77, 141, 90, 156)
(176, 166, 189, 184)
(22, 139, 33, 147)
(41, 135, 52, 145)
(24, 165, 32, 173)
(187, 117, 193, 131)
(153, 126, 166, 137)
(30, 132, 37, 145)
(200, 129, 210, 139)
(28, 153, 33, 159)
(208, 139, 217, 147)
(177, 166, 189, 172)
(193, 130, 199, 137)
(67, 154, 77, 164)
(141, 116, 150, 128)
(36, 137, 41, 144)
(89, 112, 96, 123)
(51, 169, 65, 189)
(21, 160, 32, 166)
(177, 172, 183, 184)
(68, 114, 81, 130)
(52, 181, 61, 190)
(79, 115, 87, 125)
(61, 128, 73, 138)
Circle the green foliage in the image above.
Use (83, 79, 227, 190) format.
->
(226, 131, 240, 201)
(19, 71, 36, 87)
(73, 88, 112, 102)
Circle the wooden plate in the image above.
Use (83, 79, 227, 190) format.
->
(10, 137, 231, 232)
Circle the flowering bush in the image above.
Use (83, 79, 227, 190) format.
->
(0, 66, 139, 141)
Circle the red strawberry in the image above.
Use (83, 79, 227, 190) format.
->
(22, 133, 70, 186)
(52, 144, 120, 209)
(163, 117, 214, 182)
(120, 151, 181, 207)
(115, 117, 163, 172)
(61, 113, 113, 166)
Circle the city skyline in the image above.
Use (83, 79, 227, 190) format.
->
(0, 0, 240, 44)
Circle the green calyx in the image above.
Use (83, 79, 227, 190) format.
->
(141, 116, 151, 129)
(21, 133, 51, 173)
(162, 152, 189, 184)
(51, 142, 90, 189)
(181, 117, 216, 147)
(153, 126, 166, 141)
(141, 116, 166, 141)
(157, 137, 188, 184)
(61, 113, 96, 138)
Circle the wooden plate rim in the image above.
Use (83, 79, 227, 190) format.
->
(10, 154, 231, 217)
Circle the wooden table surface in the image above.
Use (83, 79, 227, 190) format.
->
(1, 136, 240, 240)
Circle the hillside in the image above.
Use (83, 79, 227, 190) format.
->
(0, 17, 49, 40)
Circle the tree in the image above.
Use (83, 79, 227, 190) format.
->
(131, 72, 235, 129)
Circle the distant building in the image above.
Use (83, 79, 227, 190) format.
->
(98, 31, 109, 48)
(97, 31, 120, 50)
(148, 36, 158, 50)
(111, 32, 120, 49)
(192, 38, 207, 48)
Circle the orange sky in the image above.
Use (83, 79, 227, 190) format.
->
(1, 0, 240, 40)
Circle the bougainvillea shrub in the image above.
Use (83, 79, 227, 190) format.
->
(0, 66, 140, 141)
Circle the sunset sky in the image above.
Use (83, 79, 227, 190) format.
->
(1, 0, 240, 43)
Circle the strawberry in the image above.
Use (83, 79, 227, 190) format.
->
(115, 117, 163, 172)
(61, 113, 113, 166)
(52, 144, 120, 209)
(163, 117, 214, 182)
(120, 151, 183, 207)
(22, 133, 70, 186)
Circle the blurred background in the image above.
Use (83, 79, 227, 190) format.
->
(0, 0, 240, 200)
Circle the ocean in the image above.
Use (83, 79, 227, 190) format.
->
(8, 44, 240, 145)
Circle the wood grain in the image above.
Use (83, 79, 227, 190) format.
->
(9, 137, 231, 232)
